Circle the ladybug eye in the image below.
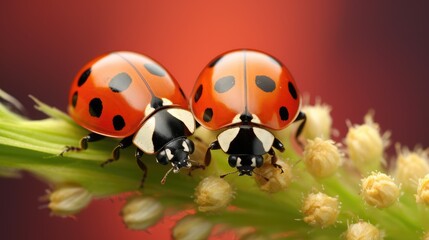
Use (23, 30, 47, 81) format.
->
(228, 155, 238, 167)
(156, 150, 169, 165)
(254, 156, 263, 168)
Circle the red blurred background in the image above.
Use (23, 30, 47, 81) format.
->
(1, 1, 428, 239)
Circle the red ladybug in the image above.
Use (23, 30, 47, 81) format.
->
(63, 51, 196, 184)
(190, 49, 306, 176)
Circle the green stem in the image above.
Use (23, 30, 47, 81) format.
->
(0, 93, 425, 239)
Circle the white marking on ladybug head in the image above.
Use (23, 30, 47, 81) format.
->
(251, 114, 261, 124)
(165, 148, 174, 160)
(166, 108, 195, 134)
(182, 141, 189, 152)
(217, 127, 240, 152)
(251, 157, 256, 167)
(236, 157, 242, 167)
(253, 127, 275, 152)
(133, 116, 156, 153)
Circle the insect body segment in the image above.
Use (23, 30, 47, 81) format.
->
(65, 51, 195, 185)
(191, 49, 306, 177)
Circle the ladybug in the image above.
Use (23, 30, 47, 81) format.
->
(190, 49, 306, 177)
(63, 51, 196, 184)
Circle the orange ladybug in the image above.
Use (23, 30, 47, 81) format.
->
(190, 49, 306, 176)
(64, 51, 196, 185)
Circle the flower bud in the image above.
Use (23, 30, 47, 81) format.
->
(194, 176, 234, 212)
(254, 157, 293, 193)
(121, 196, 164, 230)
(345, 221, 384, 240)
(416, 174, 429, 205)
(302, 192, 339, 228)
(345, 112, 389, 172)
(303, 138, 342, 178)
(394, 145, 429, 190)
(48, 184, 92, 217)
(301, 100, 332, 140)
(361, 172, 400, 208)
(172, 215, 213, 240)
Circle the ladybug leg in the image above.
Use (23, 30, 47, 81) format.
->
(268, 148, 284, 173)
(60, 132, 104, 156)
(272, 138, 285, 152)
(135, 148, 148, 188)
(204, 141, 221, 167)
(294, 111, 307, 147)
(100, 135, 134, 167)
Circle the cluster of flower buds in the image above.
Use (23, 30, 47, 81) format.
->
(20, 97, 427, 239)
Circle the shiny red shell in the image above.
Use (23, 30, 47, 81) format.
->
(190, 49, 301, 130)
(68, 51, 187, 138)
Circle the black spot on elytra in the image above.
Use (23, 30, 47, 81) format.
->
(144, 63, 166, 77)
(288, 82, 297, 99)
(214, 76, 235, 93)
(203, 108, 213, 122)
(194, 85, 203, 103)
(208, 56, 223, 68)
(279, 106, 289, 121)
(109, 72, 132, 93)
(89, 98, 103, 118)
(112, 115, 125, 131)
(71, 91, 78, 108)
(255, 75, 276, 92)
(77, 68, 91, 87)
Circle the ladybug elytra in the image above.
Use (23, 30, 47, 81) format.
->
(64, 51, 196, 185)
(190, 49, 306, 176)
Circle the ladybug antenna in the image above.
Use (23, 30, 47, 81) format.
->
(161, 167, 175, 185)
(252, 170, 269, 182)
(220, 170, 239, 179)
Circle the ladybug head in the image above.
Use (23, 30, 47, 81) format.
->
(227, 155, 264, 176)
(156, 138, 195, 181)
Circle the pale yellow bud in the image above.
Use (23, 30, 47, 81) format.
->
(194, 176, 234, 212)
(48, 184, 92, 217)
(301, 100, 332, 140)
(172, 215, 213, 240)
(302, 192, 340, 228)
(303, 138, 342, 178)
(345, 222, 384, 240)
(121, 197, 164, 230)
(416, 174, 429, 205)
(394, 145, 429, 190)
(361, 172, 400, 208)
(254, 157, 293, 193)
(345, 112, 389, 172)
